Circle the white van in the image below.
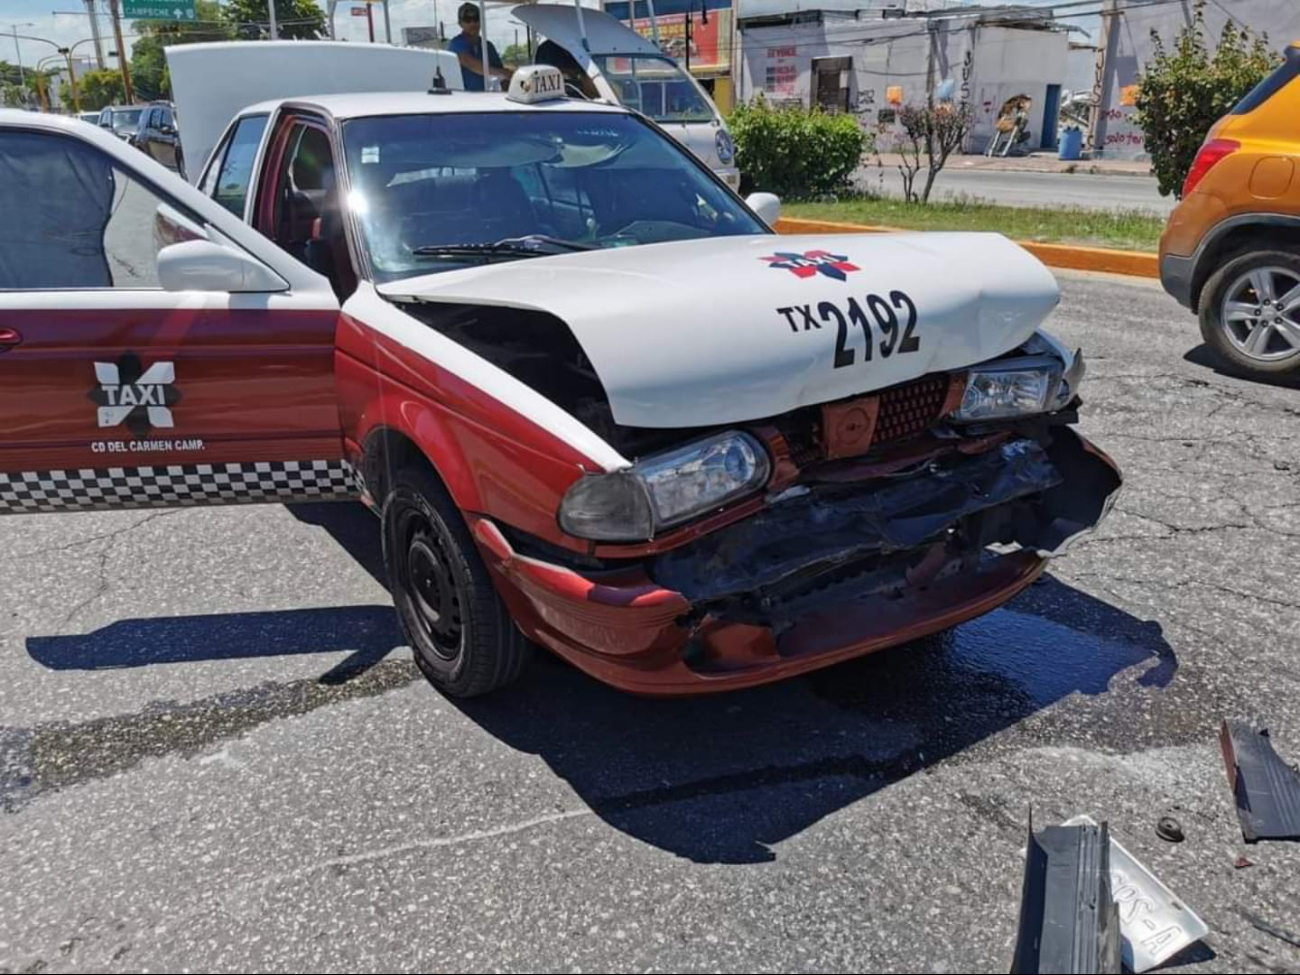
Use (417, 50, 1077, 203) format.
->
(510, 4, 739, 188)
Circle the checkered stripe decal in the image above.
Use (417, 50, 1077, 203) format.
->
(0, 460, 361, 514)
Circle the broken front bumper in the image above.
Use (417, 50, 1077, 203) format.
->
(472, 427, 1122, 696)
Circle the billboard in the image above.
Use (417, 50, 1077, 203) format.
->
(604, 0, 733, 72)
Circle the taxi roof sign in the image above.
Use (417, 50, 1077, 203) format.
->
(507, 65, 566, 105)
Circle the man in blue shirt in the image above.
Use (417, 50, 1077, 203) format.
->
(447, 3, 511, 92)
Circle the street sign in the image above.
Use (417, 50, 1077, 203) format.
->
(352, 6, 369, 14)
(121, 0, 198, 21)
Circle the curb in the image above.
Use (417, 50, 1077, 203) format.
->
(775, 217, 1160, 280)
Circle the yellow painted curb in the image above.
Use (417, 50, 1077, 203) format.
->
(775, 216, 1160, 280)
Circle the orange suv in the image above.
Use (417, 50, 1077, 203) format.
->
(1160, 43, 1300, 380)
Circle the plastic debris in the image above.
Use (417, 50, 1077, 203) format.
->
(1011, 813, 1122, 974)
(1220, 720, 1300, 842)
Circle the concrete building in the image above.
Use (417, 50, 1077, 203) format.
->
(1089, 0, 1300, 158)
(735, 3, 1072, 153)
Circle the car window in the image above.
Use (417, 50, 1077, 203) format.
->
(341, 111, 763, 283)
(211, 114, 268, 218)
(114, 109, 143, 132)
(591, 55, 715, 123)
(0, 129, 192, 290)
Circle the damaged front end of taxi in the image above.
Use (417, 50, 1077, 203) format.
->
(451, 333, 1120, 695)
(382, 234, 1121, 693)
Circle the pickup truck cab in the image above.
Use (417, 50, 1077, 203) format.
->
(0, 65, 1120, 698)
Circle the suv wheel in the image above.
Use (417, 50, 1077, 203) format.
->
(1199, 250, 1300, 378)
(382, 465, 531, 697)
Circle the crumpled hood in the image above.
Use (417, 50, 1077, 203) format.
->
(378, 232, 1059, 429)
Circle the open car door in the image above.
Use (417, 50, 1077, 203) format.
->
(0, 114, 353, 515)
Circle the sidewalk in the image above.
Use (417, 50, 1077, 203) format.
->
(872, 152, 1153, 177)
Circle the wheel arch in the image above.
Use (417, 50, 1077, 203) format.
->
(1191, 215, 1300, 312)
(358, 419, 481, 515)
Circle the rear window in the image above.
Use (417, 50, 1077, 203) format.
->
(1233, 45, 1300, 115)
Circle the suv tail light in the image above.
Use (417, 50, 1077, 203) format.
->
(1182, 139, 1239, 197)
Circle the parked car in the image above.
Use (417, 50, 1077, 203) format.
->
(95, 104, 144, 141)
(77, 111, 100, 125)
(129, 101, 184, 177)
(1159, 42, 1300, 380)
(0, 58, 1120, 699)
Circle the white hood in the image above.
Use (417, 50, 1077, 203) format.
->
(379, 233, 1060, 429)
(168, 42, 462, 183)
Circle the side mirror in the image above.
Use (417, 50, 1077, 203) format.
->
(746, 192, 781, 226)
(157, 239, 288, 293)
(159, 123, 175, 135)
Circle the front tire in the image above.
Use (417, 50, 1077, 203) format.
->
(1199, 250, 1300, 379)
(382, 465, 530, 697)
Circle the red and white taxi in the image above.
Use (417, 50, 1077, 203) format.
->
(0, 65, 1120, 697)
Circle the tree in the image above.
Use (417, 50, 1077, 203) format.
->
(1, 83, 25, 109)
(131, 0, 231, 100)
(1134, 0, 1279, 198)
(63, 69, 125, 111)
(0, 61, 26, 89)
(502, 43, 530, 67)
(224, 0, 326, 40)
(893, 101, 973, 204)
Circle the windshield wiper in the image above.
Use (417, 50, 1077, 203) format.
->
(412, 235, 596, 259)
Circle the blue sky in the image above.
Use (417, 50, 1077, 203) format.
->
(0, 0, 1095, 70)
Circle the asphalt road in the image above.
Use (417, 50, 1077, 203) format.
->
(855, 166, 1175, 214)
(2, 272, 1299, 973)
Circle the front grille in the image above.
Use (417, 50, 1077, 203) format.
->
(871, 375, 950, 446)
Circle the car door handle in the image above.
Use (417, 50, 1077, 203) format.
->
(0, 327, 23, 350)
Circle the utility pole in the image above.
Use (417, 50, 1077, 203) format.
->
(59, 48, 81, 111)
(84, 0, 107, 69)
(268, 0, 278, 39)
(382, 0, 392, 43)
(106, 0, 134, 102)
(1087, 0, 1119, 157)
(367, 1, 375, 42)
(10, 26, 26, 89)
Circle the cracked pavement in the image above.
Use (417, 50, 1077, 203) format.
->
(0, 271, 1298, 973)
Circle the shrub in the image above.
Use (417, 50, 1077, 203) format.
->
(1134, 0, 1280, 197)
(728, 99, 869, 198)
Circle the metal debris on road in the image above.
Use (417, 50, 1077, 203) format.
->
(1155, 816, 1185, 843)
(1220, 720, 1300, 842)
(1065, 814, 1209, 974)
(1011, 813, 1122, 974)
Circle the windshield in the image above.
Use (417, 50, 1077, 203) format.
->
(113, 109, 143, 131)
(341, 111, 763, 283)
(591, 54, 715, 123)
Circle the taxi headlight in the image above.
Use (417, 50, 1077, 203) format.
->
(952, 357, 1065, 422)
(716, 129, 735, 165)
(559, 432, 770, 542)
